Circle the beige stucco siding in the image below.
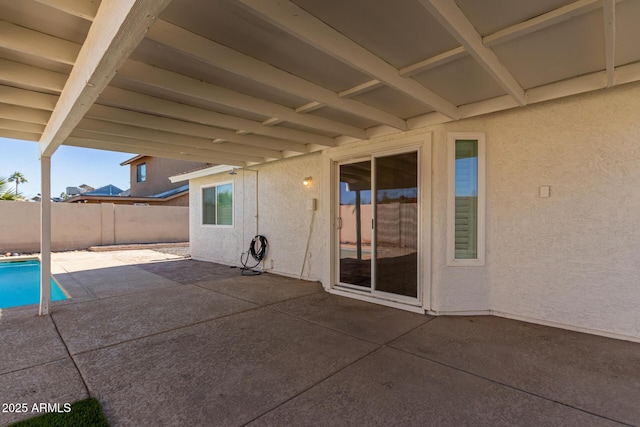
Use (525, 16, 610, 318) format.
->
(189, 153, 323, 280)
(190, 81, 640, 341)
(430, 82, 640, 339)
(0, 202, 188, 252)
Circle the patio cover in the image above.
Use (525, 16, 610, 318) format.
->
(0, 0, 639, 312)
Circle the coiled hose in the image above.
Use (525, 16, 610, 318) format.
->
(240, 235, 268, 276)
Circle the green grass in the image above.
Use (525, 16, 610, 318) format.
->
(8, 398, 109, 427)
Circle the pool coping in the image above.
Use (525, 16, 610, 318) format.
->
(0, 255, 39, 263)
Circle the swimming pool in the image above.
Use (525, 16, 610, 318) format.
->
(0, 259, 67, 309)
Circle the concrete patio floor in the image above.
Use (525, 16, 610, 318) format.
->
(1, 250, 639, 426)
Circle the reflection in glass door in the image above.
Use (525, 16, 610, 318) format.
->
(338, 160, 372, 288)
(337, 151, 419, 300)
(374, 152, 418, 298)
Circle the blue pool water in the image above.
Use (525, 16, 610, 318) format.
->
(0, 260, 67, 309)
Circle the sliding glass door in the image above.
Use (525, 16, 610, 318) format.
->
(374, 152, 418, 298)
(337, 150, 419, 301)
(339, 160, 372, 289)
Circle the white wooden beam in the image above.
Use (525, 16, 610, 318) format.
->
(235, 0, 459, 119)
(338, 80, 383, 99)
(483, 0, 602, 46)
(76, 118, 276, 162)
(0, 129, 41, 141)
(399, 46, 467, 77)
(603, 0, 616, 87)
(295, 102, 323, 114)
(68, 131, 249, 166)
(333, 0, 605, 101)
(0, 20, 80, 65)
(615, 61, 640, 85)
(0, 104, 51, 125)
(0, 59, 66, 93)
(86, 105, 284, 158)
(39, 155, 52, 315)
(0, 86, 58, 111)
(0, 119, 45, 134)
(98, 87, 322, 149)
(262, 117, 284, 127)
(33, 0, 100, 21)
(419, 0, 526, 106)
(65, 136, 245, 166)
(146, 20, 407, 129)
(39, 0, 172, 157)
(527, 71, 606, 104)
(118, 60, 366, 139)
(459, 95, 519, 119)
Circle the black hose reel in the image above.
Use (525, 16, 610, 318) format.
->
(240, 235, 268, 276)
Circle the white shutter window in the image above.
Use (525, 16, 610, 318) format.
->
(448, 133, 485, 266)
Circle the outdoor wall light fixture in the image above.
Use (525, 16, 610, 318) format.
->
(229, 168, 237, 175)
(303, 176, 312, 187)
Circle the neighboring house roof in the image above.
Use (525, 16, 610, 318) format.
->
(64, 185, 189, 204)
(150, 184, 189, 198)
(84, 185, 125, 196)
(120, 155, 146, 166)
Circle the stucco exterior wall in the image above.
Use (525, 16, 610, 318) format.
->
(0, 202, 188, 252)
(189, 82, 640, 341)
(430, 82, 640, 339)
(113, 205, 189, 244)
(189, 153, 324, 280)
(454, 84, 640, 339)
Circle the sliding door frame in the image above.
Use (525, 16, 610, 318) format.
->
(323, 133, 432, 313)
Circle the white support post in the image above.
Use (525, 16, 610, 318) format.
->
(39, 155, 52, 315)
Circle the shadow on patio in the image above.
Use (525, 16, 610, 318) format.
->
(1, 250, 638, 426)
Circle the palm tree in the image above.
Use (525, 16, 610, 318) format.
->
(8, 171, 28, 195)
(0, 176, 17, 200)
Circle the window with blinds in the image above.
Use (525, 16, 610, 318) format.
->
(448, 133, 485, 266)
(202, 182, 233, 226)
(454, 140, 478, 259)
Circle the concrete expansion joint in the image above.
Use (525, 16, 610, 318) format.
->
(381, 315, 436, 347)
(242, 344, 384, 426)
(63, 303, 264, 358)
(264, 304, 381, 347)
(0, 356, 69, 378)
(191, 282, 261, 306)
(48, 314, 91, 398)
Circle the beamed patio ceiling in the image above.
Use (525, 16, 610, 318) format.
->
(1, 0, 640, 166)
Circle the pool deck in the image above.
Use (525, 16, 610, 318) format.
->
(1, 250, 639, 426)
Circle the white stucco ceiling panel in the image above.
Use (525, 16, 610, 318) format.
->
(160, 0, 371, 92)
(410, 56, 506, 107)
(130, 39, 309, 109)
(306, 106, 378, 131)
(0, 0, 92, 45)
(492, 10, 606, 90)
(106, 77, 271, 124)
(351, 85, 434, 120)
(1, 0, 639, 166)
(291, 0, 460, 69)
(454, 0, 575, 36)
(614, 0, 640, 67)
(0, 48, 73, 76)
(276, 121, 340, 139)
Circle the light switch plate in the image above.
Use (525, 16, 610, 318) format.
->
(539, 186, 550, 198)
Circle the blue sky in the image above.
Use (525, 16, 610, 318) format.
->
(0, 137, 134, 199)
